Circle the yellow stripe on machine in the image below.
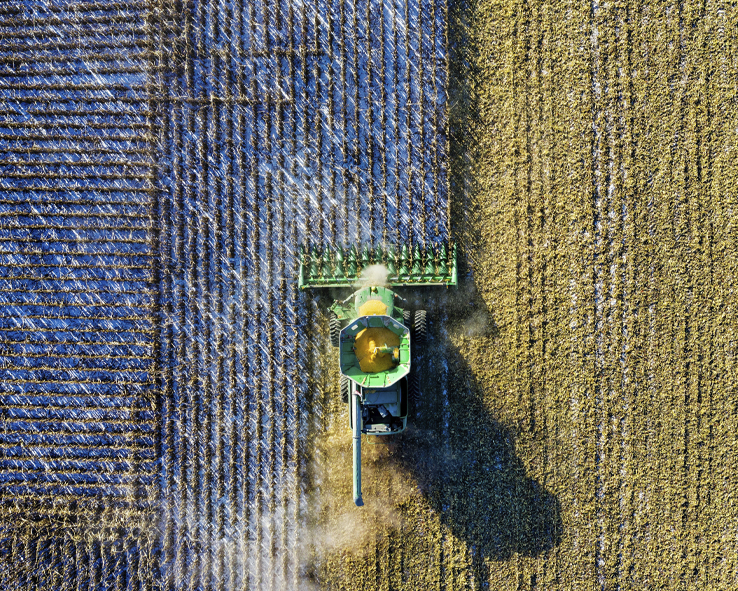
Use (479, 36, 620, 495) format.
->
(358, 299, 388, 316)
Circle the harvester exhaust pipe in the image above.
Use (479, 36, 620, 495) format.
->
(353, 392, 364, 507)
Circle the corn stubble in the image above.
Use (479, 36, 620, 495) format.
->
(311, 0, 738, 589)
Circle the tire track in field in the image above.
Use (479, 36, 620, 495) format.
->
(589, 4, 610, 587)
(681, 4, 712, 584)
(539, 2, 566, 587)
(599, 3, 624, 586)
(616, 2, 638, 584)
(674, 5, 703, 585)
(705, 2, 737, 583)
(628, 4, 656, 586)
(652, 5, 682, 584)
(532, 1, 563, 584)
(581, 7, 598, 588)
(669, 5, 693, 585)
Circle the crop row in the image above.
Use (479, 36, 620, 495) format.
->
(0, 0, 160, 566)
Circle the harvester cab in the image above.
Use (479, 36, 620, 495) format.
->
(298, 244, 457, 506)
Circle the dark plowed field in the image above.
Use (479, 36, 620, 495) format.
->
(3, 0, 738, 590)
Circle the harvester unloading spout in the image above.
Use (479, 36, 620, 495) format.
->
(352, 392, 363, 506)
(297, 242, 456, 506)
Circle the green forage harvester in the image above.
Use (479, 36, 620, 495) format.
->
(297, 241, 457, 507)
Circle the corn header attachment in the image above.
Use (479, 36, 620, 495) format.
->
(298, 243, 457, 289)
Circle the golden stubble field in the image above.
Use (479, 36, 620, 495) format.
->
(308, 1, 738, 589)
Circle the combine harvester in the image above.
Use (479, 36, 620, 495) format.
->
(298, 244, 457, 506)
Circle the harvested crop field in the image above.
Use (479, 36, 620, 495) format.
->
(2, 0, 738, 590)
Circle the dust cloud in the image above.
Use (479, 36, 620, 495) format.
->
(355, 264, 390, 288)
(302, 420, 417, 559)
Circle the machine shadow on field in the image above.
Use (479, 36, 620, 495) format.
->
(397, 286, 562, 568)
(303, 284, 562, 587)
(304, 291, 560, 588)
(409, 0, 560, 569)
(400, 395, 561, 564)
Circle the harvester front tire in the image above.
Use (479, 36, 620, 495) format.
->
(340, 375, 350, 404)
(329, 313, 340, 347)
(414, 310, 427, 344)
(402, 309, 412, 329)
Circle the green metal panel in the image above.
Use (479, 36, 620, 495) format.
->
(339, 314, 410, 388)
(367, 316, 384, 328)
(298, 243, 457, 289)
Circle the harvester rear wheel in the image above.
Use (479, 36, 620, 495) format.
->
(329, 312, 340, 347)
(340, 375, 350, 404)
(409, 373, 420, 403)
(413, 310, 427, 344)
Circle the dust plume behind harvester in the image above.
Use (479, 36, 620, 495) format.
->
(298, 243, 457, 506)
